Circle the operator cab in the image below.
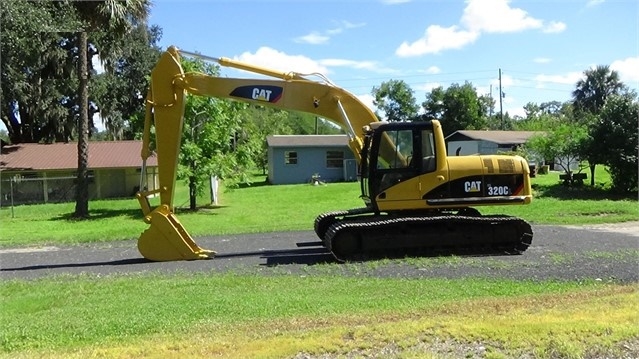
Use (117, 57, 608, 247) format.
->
(359, 121, 439, 207)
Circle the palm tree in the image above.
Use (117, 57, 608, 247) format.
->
(572, 65, 625, 186)
(572, 65, 624, 115)
(72, 0, 151, 218)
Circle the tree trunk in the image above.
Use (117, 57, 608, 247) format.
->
(74, 31, 90, 218)
(189, 176, 197, 210)
(589, 164, 596, 186)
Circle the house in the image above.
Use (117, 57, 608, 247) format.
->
(0, 141, 158, 205)
(266, 135, 357, 185)
(445, 130, 542, 156)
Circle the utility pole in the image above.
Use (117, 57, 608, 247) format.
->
(489, 84, 493, 117)
(499, 68, 504, 130)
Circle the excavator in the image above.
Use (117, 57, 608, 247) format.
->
(136, 46, 533, 262)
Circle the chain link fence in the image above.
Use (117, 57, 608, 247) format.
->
(1, 169, 154, 209)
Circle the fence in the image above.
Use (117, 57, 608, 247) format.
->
(0, 169, 152, 208)
(1, 175, 81, 208)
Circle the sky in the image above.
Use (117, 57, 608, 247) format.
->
(146, 0, 639, 119)
(3, 0, 637, 134)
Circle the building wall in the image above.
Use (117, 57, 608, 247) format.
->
(447, 140, 506, 156)
(0, 167, 158, 206)
(268, 146, 356, 185)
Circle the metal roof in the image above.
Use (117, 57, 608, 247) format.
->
(445, 130, 542, 145)
(267, 135, 349, 147)
(0, 141, 157, 171)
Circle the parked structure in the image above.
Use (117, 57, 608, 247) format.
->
(266, 135, 357, 185)
(0, 141, 157, 205)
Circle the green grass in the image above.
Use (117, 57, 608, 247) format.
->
(1, 273, 637, 358)
(0, 169, 636, 247)
(1, 168, 638, 358)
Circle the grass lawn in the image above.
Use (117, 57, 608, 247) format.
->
(1, 167, 637, 358)
(1, 274, 637, 359)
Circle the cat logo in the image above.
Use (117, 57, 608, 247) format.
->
(252, 88, 273, 101)
(464, 181, 481, 193)
(229, 85, 283, 103)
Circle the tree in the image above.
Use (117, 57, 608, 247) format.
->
(178, 58, 258, 210)
(572, 65, 624, 116)
(422, 82, 489, 136)
(92, 24, 162, 140)
(1, 0, 80, 144)
(589, 93, 639, 192)
(71, 0, 151, 218)
(527, 122, 588, 177)
(516, 101, 572, 132)
(241, 107, 292, 174)
(572, 65, 626, 186)
(371, 79, 419, 122)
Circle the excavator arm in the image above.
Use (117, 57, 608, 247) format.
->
(136, 46, 378, 261)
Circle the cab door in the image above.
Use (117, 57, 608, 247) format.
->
(369, 122, 445, 211)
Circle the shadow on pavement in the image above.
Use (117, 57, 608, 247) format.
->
(1, 258, 151, 272)
(216, 246, 336, 266)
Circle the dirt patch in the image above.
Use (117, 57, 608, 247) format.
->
(565, 221, 639, 238)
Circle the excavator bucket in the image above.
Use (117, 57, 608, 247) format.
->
(137, 204, 216, 261)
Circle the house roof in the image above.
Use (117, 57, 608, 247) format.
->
(267, 135, 349, 147)
(1, 141, 157, 171)
(445, 130, 542, 145)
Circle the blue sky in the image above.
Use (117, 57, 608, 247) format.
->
(148, 0, 638, 119)
(4, 0, 636, 134)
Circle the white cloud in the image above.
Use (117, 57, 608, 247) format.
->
(380, 0, 411, 4)
(476, 85, 491, 96)
(356, 93, 376, 111)
(235, 47, 329, 75)
(586, 0, 605, 7)
(397, 0, 564, 57)
(415, 82, 441, 92)
(320, 58, 396, 74)
(500, 74, 515, 87)
(504, 105, 526, 118)
(396, 25, 479, 56)
(327, 20, 365, 35)
(534, 57, 552, 64)
(461, 0, 543, 33)
(424, 66, 441, 74)
(534, 71, 583, 86)
(611, 56, 639, 84)
(542, 21, 567, 34)
(294, 32, 329, 45)
(296, 20, 365, 45)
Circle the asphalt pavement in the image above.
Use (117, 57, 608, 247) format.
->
(1, 224, 638, 282)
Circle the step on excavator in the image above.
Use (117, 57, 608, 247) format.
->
(136, 46, 533, 261)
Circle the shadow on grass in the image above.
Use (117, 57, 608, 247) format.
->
(236, 179, 270, 189)
(52, 204, 232, 221)
(52, 208, 144, 221)
(533, 183, 637, 201)
(174, 204, 228, 214)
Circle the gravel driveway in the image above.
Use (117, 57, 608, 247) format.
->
(1, 222, 638, 282)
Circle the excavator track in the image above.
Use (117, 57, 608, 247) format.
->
(317, 212, 532, 262)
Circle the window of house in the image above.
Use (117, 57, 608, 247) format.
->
(285, 151, 297, 165)
(326, 150, 344, 168)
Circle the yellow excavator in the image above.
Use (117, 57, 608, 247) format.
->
(136, 46, 533, 261)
